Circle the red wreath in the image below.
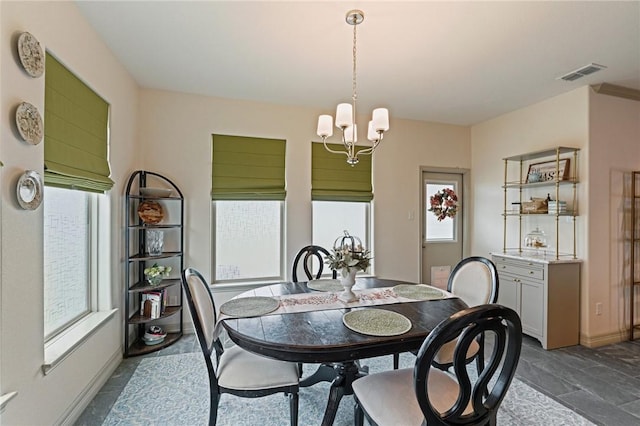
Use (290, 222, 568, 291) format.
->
(429, 188, 458, 221)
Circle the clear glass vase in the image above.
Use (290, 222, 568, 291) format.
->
(146, 275, 163, 286)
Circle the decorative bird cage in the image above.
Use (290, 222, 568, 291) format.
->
(333, 230, 364, 254)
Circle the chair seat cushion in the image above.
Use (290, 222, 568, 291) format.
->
(217, 345, 299, 390)
(353, 367, 471, 425)
(433, 337, 480, 366)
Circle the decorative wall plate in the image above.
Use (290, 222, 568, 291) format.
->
(15, 102, 43, 145)
(17, 32, 44, 78)
(17, 170, 43, 210)
(137, 200, 164, 224)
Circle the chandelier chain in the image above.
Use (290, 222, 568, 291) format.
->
(352, 18, 358, 104)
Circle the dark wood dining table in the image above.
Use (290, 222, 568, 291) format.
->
(221, 277, 468, 426)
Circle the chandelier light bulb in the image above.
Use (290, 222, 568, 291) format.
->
(335, 103, 353, 129)
(367, 121, 377, 142)
(317, 115, 333, 138)
(344, 125, 357, 143)
(372, 108, 390, 132)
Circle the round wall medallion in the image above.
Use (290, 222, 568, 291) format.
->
(17, 32, 44, 78)
(137, 200, 164, 224)
(15, 102, 43, 145)
(16, 170, 43, 210)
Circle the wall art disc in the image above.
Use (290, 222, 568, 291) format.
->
(17, 32, 44, 78)
(15, 102, 43, 145)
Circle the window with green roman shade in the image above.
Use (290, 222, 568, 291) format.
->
(211, 134, 286, 200)
(311, 142, 373, 202)
(44, 53, 113, 193)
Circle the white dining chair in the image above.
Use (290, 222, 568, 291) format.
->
(393, 256, 499, 371)
(181, 267, 300, 426)
(354, 304, 522, 426)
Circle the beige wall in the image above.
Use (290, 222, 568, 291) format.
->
(588, 91, 640, 343)
(1, 1, 138, 424)
(471, 85, 640, 346)
(471, 87, 590, 257)
(471, 87, 589, 336)
(137, 89, 471, 285)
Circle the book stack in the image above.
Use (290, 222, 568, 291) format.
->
(140, 290, 168, 319)
(548, 201, 567, 214)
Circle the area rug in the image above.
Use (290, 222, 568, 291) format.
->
(103, 352, 594, 426)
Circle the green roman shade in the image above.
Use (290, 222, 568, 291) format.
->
(311, 142, 373, 202)
(211, 134, 286, 201)
(44, 53, 113, 193)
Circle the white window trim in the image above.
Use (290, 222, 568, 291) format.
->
(42, 192, 115, 374)
(43, 309, 117, 375)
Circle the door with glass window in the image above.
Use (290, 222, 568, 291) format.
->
(422, 172, 463, 289)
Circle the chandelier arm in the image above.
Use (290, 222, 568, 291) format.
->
(353, 135, 383, 159)
(322, 137, 351, 158)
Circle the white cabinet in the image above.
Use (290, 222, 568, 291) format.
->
(492, 254, 580, 349)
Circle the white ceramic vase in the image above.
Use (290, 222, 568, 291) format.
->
(338, 268, 358, 302)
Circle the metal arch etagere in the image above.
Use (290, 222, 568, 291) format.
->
(124, 170, 184, 357)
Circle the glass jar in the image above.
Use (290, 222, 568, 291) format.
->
(524, 227, 547, 249)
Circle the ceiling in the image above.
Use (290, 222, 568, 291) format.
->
(75, 1, 640, 126)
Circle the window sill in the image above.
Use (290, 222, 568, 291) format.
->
(43, 309, 117, 375)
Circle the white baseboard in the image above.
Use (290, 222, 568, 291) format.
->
(58, 349, 122, 426)
(580, 329, 630, 348)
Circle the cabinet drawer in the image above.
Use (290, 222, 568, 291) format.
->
(494, 257, 544, 280)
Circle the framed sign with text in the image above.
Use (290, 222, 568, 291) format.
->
(526, 158, 570, 183)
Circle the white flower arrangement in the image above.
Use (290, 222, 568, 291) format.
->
(144, 263, 171, 285)
(325, 246, 372, 276)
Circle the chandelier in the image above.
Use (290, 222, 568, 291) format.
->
(316, 10, 390, 166)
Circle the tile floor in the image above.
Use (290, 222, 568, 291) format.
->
(75, 335, 640, 426)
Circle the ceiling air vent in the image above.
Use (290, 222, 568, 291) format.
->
(558, 63, 607, 82)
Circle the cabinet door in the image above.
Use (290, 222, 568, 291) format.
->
(497, 273, 520, 314)
(520, 278, 544, 338)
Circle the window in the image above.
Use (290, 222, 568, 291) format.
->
(311, 142, 373, 275)
(43, 187, 95, 340)
(214, 200, 282, 281)
(42, 52, 114, 368)
(312, 201, 370, 254)
(211, 135, 286, 282)
(425, 183, 456, 241)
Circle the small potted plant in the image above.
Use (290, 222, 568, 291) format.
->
(143, 263, 172, 286)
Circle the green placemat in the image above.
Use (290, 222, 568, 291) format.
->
(342, 309, 412, 336)
(393, 284, 445, 300)
(307, 279, 343, 292)
(219, 296, 279, 317)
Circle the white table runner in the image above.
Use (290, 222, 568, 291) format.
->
(215, 284, 454, 340)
